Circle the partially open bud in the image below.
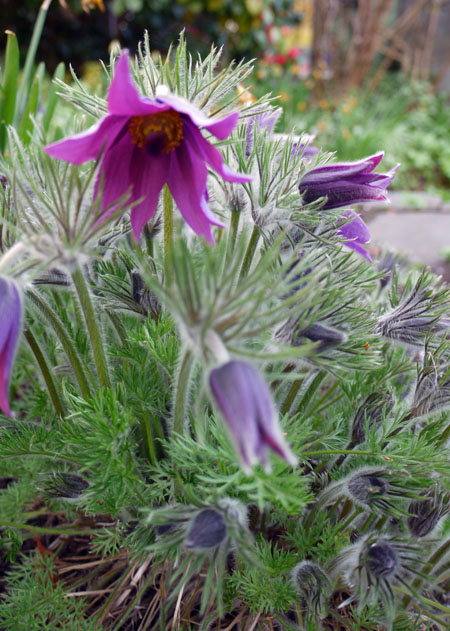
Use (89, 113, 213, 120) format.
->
(185, 509, 227, 550)
(209, 360, 297, 472)
(131, 269, 160, 317)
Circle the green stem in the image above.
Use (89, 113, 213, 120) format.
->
(239, 225, 260, 279)
(280, 379, 303, 416)
(229, 210, 241, 253)
(24, 327, 64, 416)
(27, 288, 91, 398)
(14, 0, 53, 126)
(139, 412, 156, 466)
(71, 266, 110, 389)
(0, 519, 97, 536)
(172, 348, 194, 436)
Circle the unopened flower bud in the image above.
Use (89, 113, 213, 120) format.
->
(365, 540, 398, 579)
(45, 473, 89, 499)
(0, 173, 8, 190)
(407, 491, 449, 538)
(0, 276, 23, 416)
(347, 473, 388, 505)
(298, 322, 347, 350)
(291, 561, 329, 613)
(209, 360, 297, 472)
(185, 509, 227, 550)
(131, 269, 160, 316)
(350, 391, 393, 446)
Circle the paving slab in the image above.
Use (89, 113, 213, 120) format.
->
(367, 212, 450, 266)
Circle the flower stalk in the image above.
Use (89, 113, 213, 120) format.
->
(71, 265, 110, 389)
(172, 347, 195, 437)
(24, 327, 64, 416)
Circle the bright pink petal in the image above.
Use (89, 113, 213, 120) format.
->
(157, 93, 239, 139)
(45, 116, 126, 165)
(108, 53, 166, 117)
(129, 151, 169, 239)
(184, 122, 251, 183)
(337, 210, 371, 244)
(167, 143, 224, 244)
(302, 152, 385, 185)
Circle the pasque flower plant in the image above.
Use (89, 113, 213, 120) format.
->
(45, 53, 250, 244)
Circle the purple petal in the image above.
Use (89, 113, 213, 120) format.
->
(93, 133, 137, 222)
(128, 151, 169, 239)
(184, 122, 251, 184)
(342, 239, 373, 262)
(167, 142, 224, 244)
(45, 116, 127, 165)
(301, 152, 384, 185)
(337, 210, 371, 244)
(108, 53, 165, 117)
(0, 278, 22, 416)
(301, 181, 388, 210)
(157, 93, 240, 139)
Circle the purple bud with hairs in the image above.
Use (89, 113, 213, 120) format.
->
(209, 360, 297, 472)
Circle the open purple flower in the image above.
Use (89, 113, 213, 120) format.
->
(209, 360, 297, 472)
(299, 152, 398, 210)
(45, 53, 251, 244)
(336, 210, 372, 262)
(0, 277, 23, 416)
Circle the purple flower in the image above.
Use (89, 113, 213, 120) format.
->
(299, 152, 398, 210)
(0, 277, 23, 416)
(209, 360, 297, 472)
(336, 209, 372, 262)
(45, 53, 251, 244)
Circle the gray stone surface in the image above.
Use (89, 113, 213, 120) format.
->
(367, 212, 450, 266)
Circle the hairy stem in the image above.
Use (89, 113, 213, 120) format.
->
(24, 327, 64, 416)
(27, 288, 91, 398)
(239, 224, 260, 279)
(172, 348, 195, 437)
(71, 265, 110, 389)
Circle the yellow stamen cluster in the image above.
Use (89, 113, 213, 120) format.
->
(128, 111, 184, 153)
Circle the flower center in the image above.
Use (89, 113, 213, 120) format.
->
(128, 110, 184, 154)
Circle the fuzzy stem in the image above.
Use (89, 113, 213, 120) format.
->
(229, 210, 241, 253)
(139, 411, 157, 466)
(280, 379, 303, 416)
(24, 327, 64, 416)
(71, 265, 110, 389)
(239, 225, 260, 279)
(172, 348, 194, 436)
(27, 288, 91, 398)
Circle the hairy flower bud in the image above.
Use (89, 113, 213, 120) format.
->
(131, 269, 160, 317)
(347, 473, 388, 505)
(350, 391, 393, 446)
(209, 360, 297, 472)
(407, 491, 450, 538)
(291, 561, 329, 614)
(185, 508, 227, 550)
(365, 540, 398, 579)
(44, 473, 90, 499)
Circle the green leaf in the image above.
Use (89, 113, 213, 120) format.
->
(0, 30, 19, 152)
(18, 71, 40, 145)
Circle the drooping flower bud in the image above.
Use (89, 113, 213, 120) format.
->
(0, 277, 23, 416)
(131, 269, 160, 317)
(184, 508, 227, 550)
(209, 360, 297, 472)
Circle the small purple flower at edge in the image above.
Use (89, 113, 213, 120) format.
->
(299, 152, 399, 261)
(45, 53, 251, 244)
(0, 277, 23, 417)
(209, 360, 297, 473)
